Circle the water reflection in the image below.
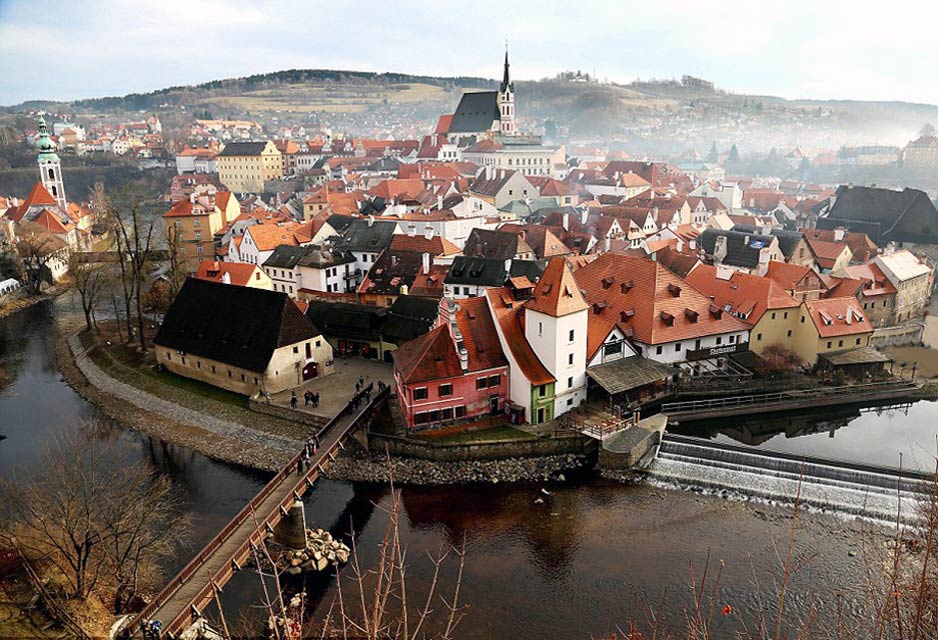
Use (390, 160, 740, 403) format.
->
(671, 399, 938, 473)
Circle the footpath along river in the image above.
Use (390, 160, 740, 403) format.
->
(0, 294, 930, 637)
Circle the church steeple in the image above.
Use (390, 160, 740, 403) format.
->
(36, 115, 67, 211)
(498, 43, 515, 136)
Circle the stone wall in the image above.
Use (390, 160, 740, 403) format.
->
(368, 431, 595, 461)
(249, 395, 328, 429)
(870, 323, 925, 348)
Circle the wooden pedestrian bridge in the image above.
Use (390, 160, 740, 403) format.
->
(120, 384, 391, 638)
(662, 380, 919, 423)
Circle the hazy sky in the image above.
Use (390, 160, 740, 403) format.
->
(1, 0, 936, 106)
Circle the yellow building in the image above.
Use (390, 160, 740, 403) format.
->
(163, 187, 240, 262)
(216, 141, 283, 193)
(685, 264, 800, 357)
(790, 297, 873, 366)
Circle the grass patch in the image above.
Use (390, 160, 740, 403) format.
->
(420, 425, 532, 444)
(144, 368, 246, 408)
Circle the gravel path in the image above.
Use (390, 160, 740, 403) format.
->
(67, 334, 300, 455)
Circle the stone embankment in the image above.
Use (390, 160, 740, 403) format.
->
(275, 528, 350, 575)
(57, 329, 301, 472)
(325, 451, 588, 485)
(0, 284, 70, 320)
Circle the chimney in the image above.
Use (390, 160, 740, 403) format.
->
(424, 226, 434, 240)
(676, 239, 684, 253)
(422, 251, 430, 274)
(714, 235, 728, 263)
(716, 264, 733, 280)
(689, 239, 697, 251)
(221, 271, 231, 285)
(604, 235, 611, 253)
(562, 212, 570, 231)
(834, 227, 845, 242)
(367, 215, 375, 227)
(407, 224, 416, 237)
(437, 194, 443, 210)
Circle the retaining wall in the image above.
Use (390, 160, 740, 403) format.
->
(369, 431, 595, 461)
(870, 323, 925, 348)
(248, 396, 328, 429)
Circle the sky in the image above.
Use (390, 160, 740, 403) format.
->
(1, 0, 936, 106)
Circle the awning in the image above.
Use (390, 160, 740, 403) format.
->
(587, 357, 679, 395)
(818, 347, 893, 367)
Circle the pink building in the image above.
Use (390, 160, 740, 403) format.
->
(392, 296, 508, 429)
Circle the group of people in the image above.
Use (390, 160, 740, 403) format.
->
(304, 390, 320, 407)
(298, 435, 321, 475)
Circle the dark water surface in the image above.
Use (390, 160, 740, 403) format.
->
(0, 297, 930, 637)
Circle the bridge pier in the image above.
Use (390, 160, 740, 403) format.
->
(274, 501, 308, 550)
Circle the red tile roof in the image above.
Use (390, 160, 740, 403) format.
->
(486, 287, 554, 385)
(574, 253, 750, 345)
(526, 257, 589, 317)
(389, 234, 460, 256)
(804, 297, 873, 337)
(685, 264, 799, 325)
(194, 260, 263, 287)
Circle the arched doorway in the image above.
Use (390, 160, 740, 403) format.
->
(302, 362, 319, 380)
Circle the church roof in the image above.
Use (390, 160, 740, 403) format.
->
(448, 91, 500, 134)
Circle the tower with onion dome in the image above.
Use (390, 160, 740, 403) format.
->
(36, 115, 67, 211)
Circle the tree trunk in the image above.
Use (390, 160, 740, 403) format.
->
(134, 283, 146, 351)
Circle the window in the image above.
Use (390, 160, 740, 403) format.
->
(567, 398, 574, 406)
(783, 311, 788, 319)
(228, 370, 232, 378)
(441, 408, 454, 421)
(166, 353, 171, 361)
(538, 322, 543, 336)
(827, 341, 832, 349)
(455, 405, 466, 418)
(569, 329, 575, 342)
(675, 342, 682, 352)
(771, 312, 776, 320)
(757, 333, 763, 341)
(538, 385, 547, 397)
(856, 337, 862, 345)
(241, 374, 246, 381)
(787, 330, 792, 337)
(477, 378, 488, 390)
(716, 337, 722, 345)
(439, 383, 453, 397)
(414, 412, 428, 425)
(414, 387, 428, 400)
(181, 356, 186, 365)
(729, 335, 736, 344)
(838, 339, 844, 347)
(211, 365, 216, 374)
(801, 315, 806, 323)
(568, 376, 573, 388)
(293, 346, 299, 354)
(568, 353, 574, 365)
(656, 345, 663, 355)
(488, 375, 500, 387)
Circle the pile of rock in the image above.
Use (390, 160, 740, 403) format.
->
(279, 528, 350, 575)
(325, 452, 587, 485)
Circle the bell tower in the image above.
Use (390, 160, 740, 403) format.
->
(36, 116, 67, 211)
(498, 44, 515, 136)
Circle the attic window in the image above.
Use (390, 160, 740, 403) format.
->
(467, 311, 476, 320)
(684, 308, 699, 323)
(601, 276, 616, 289)
(660, 311, 675, 326)
(620, 309, 635, 322)
(620, 280, 634, 294)
(592, 302, 607, 314)
(709, 304, 723, 319)
(542, 283, 553, 294)
(668, 283, 682, 297)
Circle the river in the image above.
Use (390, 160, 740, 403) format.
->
(1, 296, 932, 638)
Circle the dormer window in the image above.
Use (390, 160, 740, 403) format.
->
(668, 283, 681, 297)
(620, 309, 635, 322)
(709, 304, 723, 319)
(684, 308, 699, 323)
(601, 276, 616, 289)
(620, 280, 634, 294)
(660, 311, 675, 326)
(592, 302, 607, 314)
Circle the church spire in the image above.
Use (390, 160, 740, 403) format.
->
(36, 115, 67, 211)
(500, 42, 511, 94)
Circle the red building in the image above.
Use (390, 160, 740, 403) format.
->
(392, 296, 508, 429)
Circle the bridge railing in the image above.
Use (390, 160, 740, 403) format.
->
(129, 384, 389, 636)
(662, 380, 915, 414)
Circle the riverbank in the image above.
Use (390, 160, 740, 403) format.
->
(55, 325, 299, 472)
(325, 449, 588, 484)
(0, 284, 70, 321)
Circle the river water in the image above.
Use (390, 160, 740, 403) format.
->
(1, 296, 932, 638)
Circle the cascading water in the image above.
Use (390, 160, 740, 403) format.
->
(646, 434, 930, 522)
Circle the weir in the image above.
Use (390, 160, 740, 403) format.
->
(647, 434, 933, 522)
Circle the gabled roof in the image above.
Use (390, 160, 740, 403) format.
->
(698, 229, 776, 269)
(389, 234, 460, 256)
(765, 261, 821, 291)
(449, 91, 500, 134)
(769, 228, 805, 258)
(194, 260, 263, 287)
(305, 300, 387, 342)
(685, 264, 799, 325)
(382, 295, 440, 342)
(526, 257, 588, 317)
(823, 185, 938, 244)
(803, 297, 873, 338)
(464, 228, 522, 260)
(263, 244, 307, 269)
(574, 254, 750, 345)
(486, 287, 554, 385)
(393, 326, 463, 384)
(337, 218, 397, 253)
(154, 278, 319, 373)
(804, 236, 851, 270)
(359, 250, 424, 295)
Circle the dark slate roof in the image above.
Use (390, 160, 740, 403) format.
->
(296, 244, 355, 269)
(369, 156, 401, 172)
(337, 218, 397, 253)
(154, 278, 319, 373)
(217, 141, 269, 157)
(769, 228, 804, 258)
(263, 244, 307, 269)
(445, 256, 508, 287)
(448, 91, 500, 134)
(305, 301, 387, 342)
(463, 228, 520, 260)
(325, 214, 355, 234)
(509, 258, 548, 281)
(361, 250, 423, 295)
(359, 196, 387, 216)
(823, 185, 938, 244)
(698, 229, 775, 269)
(382, 296, 439, 342)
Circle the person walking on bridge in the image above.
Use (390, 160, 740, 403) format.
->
(290, 391, 298, 410)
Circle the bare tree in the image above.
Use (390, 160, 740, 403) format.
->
(109, 187, 158, 351)
(0, 425, 189, 610)
(14, 221, 65, 294)
(69, 253, 108, 333)
(920, 123, 936, 139)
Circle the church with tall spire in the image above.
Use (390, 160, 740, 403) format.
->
(497, 46, 515, 135)
(436, 47, 519, 143)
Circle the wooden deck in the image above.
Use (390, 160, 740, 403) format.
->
(127, 385, 389, 637)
